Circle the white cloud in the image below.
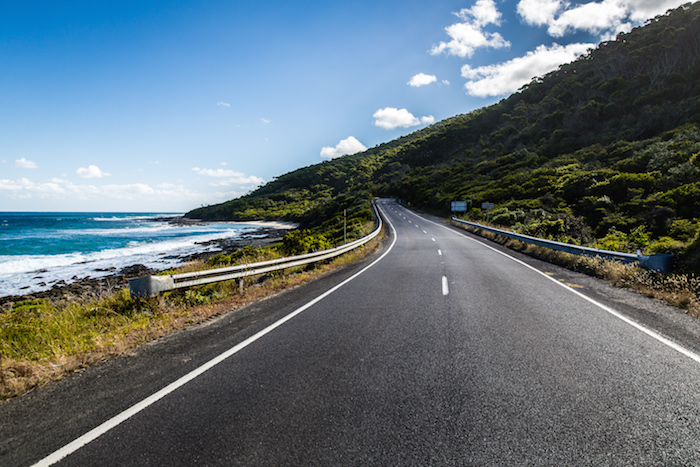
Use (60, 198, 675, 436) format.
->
(77, 165, 108, 179)
(623, 0, 689, 21)
(0, 178, 27, 191)
(217, 101, 231, 107)
(461, 42, 593, 97)
(408, 73, 438, 87)
(550, 1, 628, 37)
(14, 158, 38, 169)
(0, 177, 96, 200)
(517, 0, 565, 27)
(101, 183, 155, 199)
(431, 0, 510, 57)
(192, 167, 265, 187)
(517, 0, 689, 39)
(374, 107, 419, 129)
(260, 118, 272, 125)
(0, 176, 251, 211)
(455, 0, 502, 26)
(320, 136, 368, 159)
(373, 107, 435, 130)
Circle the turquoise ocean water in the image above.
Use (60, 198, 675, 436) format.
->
(0, 212, 262, 297)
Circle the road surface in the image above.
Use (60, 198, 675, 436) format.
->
(4, 199, 700, 465)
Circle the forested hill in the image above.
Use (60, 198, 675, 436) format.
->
(187, 2, 700, 272)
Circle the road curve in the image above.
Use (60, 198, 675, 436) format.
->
(6, 199, 700, 465)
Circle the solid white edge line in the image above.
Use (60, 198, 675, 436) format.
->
(406, 206, 700, 365)
(33, 204, 399, 467)
(442, 276, 449, 296)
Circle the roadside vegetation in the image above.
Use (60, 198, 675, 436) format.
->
(0, 219, 379, 401)
(452, 221, 700, 319)
(187, 4, 700, 276)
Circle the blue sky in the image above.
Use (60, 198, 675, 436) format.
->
(0, 0, 691, 212)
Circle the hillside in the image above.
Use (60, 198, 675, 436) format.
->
(187, 3, 700, 272)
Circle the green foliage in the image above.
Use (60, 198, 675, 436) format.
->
(0, 294, 147, 362)
(9, 299, 53, 316)
(679, 231, 700, 273)
(208, 246, 277, 267)
(595, 226, 652, 253)
(184, 289, 213, 306)
(281, 230, 332, 256)
(183, 4, 700, 270)
(647, 237, 685, 254)
(669, 219, 700, 242)
(96, 288, 138, 316)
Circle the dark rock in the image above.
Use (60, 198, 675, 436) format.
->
(119, 264, 153, 278)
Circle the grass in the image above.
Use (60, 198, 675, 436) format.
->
(452, 220, 700, 318)
(0, 226, 383, 401)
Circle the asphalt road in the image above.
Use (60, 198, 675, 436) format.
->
(5, 199, 700, 465)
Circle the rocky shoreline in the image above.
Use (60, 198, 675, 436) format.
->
(0, 226, 290, 308)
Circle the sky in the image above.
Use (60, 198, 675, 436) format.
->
(0, 0, 692, 212)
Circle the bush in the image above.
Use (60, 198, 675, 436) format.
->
(595, 226, 651, 253)
(99, 288, 138, 316)
(522, 218, 566, 239)
(281, 230, 332, 256)
(490, 207, 526, 226)
(669, 219, 699, 242)
(678, 232, 700, 273)
(647, 237, 685, 254)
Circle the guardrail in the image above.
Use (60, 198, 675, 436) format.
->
(451, 218, 673, 272)
(129, 203, 382, 298)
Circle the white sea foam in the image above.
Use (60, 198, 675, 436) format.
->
(0, 228, 244, 297)
(92, 214, 181, 222)
(70, 224, 178, 235)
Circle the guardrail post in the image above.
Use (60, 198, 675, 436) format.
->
(129, 275, 175, 298)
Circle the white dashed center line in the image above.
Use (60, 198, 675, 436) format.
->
(442, 276, 449, 296)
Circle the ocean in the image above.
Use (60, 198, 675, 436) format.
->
(0, 212, 270, 297)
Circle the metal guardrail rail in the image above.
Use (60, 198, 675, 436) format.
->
(451, 217, 673, 272)
(129, 203, 382, 298)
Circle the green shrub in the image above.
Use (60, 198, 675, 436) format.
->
(280, 230, 332, 256)
(490, 207, 526, 226)
(98, 288, 138, 316)
(669, 219, 699, 242)
(647, 237, 685, 254)
(595, 226, 651, 253)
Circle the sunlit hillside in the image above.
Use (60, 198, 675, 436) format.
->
(187, 3, 700, 272)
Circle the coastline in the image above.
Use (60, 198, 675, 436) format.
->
(0, 222, 294, 307)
